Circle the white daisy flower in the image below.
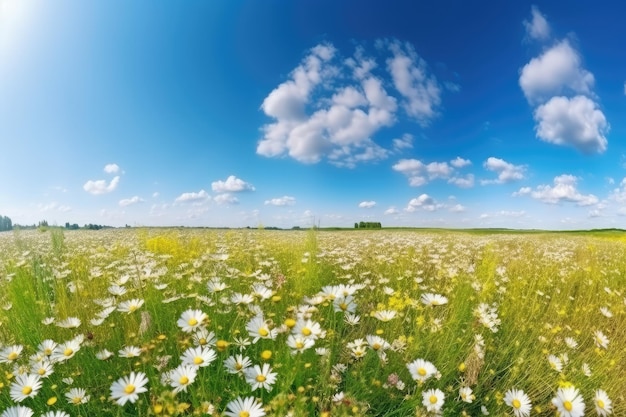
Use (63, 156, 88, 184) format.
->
(552, 386, 585, 417)
(10, 374, 42, 402)
(504, 388, 531, 417)
(224, 396, 266, 417)
(110, 371, 149, 406)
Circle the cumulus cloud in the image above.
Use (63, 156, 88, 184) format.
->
(519, 40, 594, 104)
(83, 176, 120, 195)
(175, 190, 210, 203)
(534, 95, 608, 154)
(358, 200, 376, 208)
(392, 133, 413, 151)
(393, 157, 473, 187)
(481, 157, 525, 184)
(405, 194, 441, 212)
(384, 207, 399, 215)
(214, 193, 239, 205)
(39, 202, 71, 212)
(449, 204, 466, 212)
(514, 174, 598, 206)
(211, 175, 255, 193)
(119, 196, 145, 207)
(609, 178, 626, 203)
(387, 41, 441, 124)
(104, 163, 120, 174)
(265, 196, 296, 206)
(257, 42, 446, 166)
(523, 6, 550, 41)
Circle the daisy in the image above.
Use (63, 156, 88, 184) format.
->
(181, 346, 217, 368)
(51, 339, 81, 363)
(193, 328, 217, 347)
(547, 354, 563, 372)
(594, 330, 609, 349)
(96, 349, 113, 360)
(459, 386, 474, 403)
(552, 386, 585, 417)
(169, 364, 197, 393)
(41, 412, 70, 417)
(224, 396, 266, 417)
(333, 295, 357, 313)
(118, 345, 142, 358)
(420, 293, 448, 306)
(422, 388, 445, 413)
(406, 358, 438, 383)
(55, 317, 81, 328)
(1, 406, 34, 417)
(344, 313, 361, 326)
(224, 354, 252, 374)
(246, 315, 277, 343)
(10, 374, 42, 402)
(117, 298, 145, 313)
(287, 335, 315, 353)
(108, 285, 127, 296)
(292, 319, 323, 340)
(373, 310, 397, 322)
(231, 292, 255, 305)
(65, 387, 90, 405)
(38, 340, 57, 357)
(207, 278, 228, 293)
(0, 345, 23, 363)
(31, 360, 54, 378)
(252, 284, 273, 300)
(366, 335, 390, 352)
(177, 309, 208, 333)
(110, 371, 149, 406)
(504, 388, 531, 417)
(594, 389, 612, 417)
(564, 337, 578, 349)
(244, 363, 277, 391)
(599, 307, 613, 318)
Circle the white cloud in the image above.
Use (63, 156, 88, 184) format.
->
(384, 207, 399, 215)
(83, 176, 120, 195)
(481, 157, 525, 184)
(609, 178, 626, 203)
(387, 41, 441, 125)
(449, 204, 466, 212)
(534, 95, 608, 154)
(405, 194, 441, 212)
(119, 196, 145, 207)
(514, 174, 598, 206)
(152, 192, 160, 198)
(392, 133, 413, 151)
(211, 175, 255, 193)
(265, 196, 296, 206)
(450, 157, 471, 168)
(39, 202, 71, 212)
(214, 193, 239, 205)
(448, 174, 475, 188)
(257, 42, 444, 167)
(358, 201, 376, 208)
(174, 190, 210, 203)
(104, 163, 120, 174)
(519, 40, 595, 104)
(523, 6, 550, 41)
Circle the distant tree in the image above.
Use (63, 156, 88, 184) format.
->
(0, 215, 13, 231)
(354, 223, 359, 229)
(355, 221, 382, 229)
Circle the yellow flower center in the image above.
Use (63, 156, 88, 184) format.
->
(235, 363, 243, 370)
(258, 328, 269, 337)
(597, 399, 605, 409)
(239, 412, 250, 417)
(372, 343, 381, 350)
(199, 338, 207, 345)
(22, 386, 32, 395)
(339, 303, 348, 311)
(7, 352, 18, 360)
(64, 348, 73, 357)
(188, 318, 198, 326)
(301, 327, 312, 336)
(429, 395, 438, 404)
(38, 368, 45, 375)
(129, 305, 137, 312)
(512, 399, 521, 409)
(179, 376, 189, 385)
(72, 397, 81, 404)
(256, 375, 266, 382)
(564, 401, 573, 411)
(193, 356, 203, 365)
(124, 384, 136, 394)
(296, 341, 305, 349)
(418, 368, 427, 376)
(44, 348, 52, 355)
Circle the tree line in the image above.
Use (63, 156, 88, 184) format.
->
(355, 221, 382, 229)
(0, 215, 12, 231)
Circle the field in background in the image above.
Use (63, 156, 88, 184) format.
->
(0, 228, 623, 416)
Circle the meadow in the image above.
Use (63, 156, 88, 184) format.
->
(0, 227, 623, 416)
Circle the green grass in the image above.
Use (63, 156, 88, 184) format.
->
(0, 228, 623, 416)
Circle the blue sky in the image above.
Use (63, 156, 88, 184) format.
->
(1, 1, 625, 229)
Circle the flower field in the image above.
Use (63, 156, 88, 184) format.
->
(0, 228, 624, 416)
